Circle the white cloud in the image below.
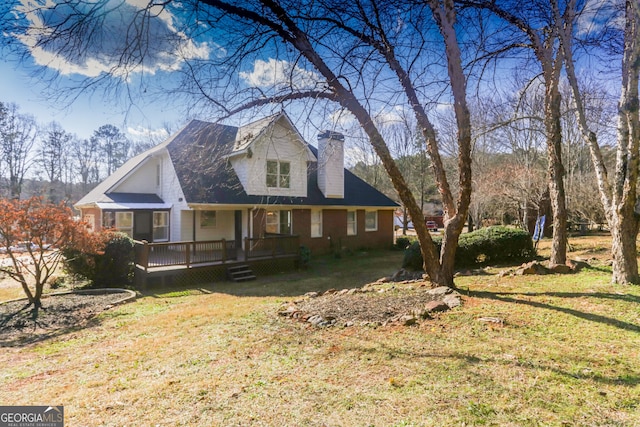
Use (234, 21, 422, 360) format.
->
(576, 0, 624, 37)
(374, 106, 408, 127)
(329, 108, 356, 128)
(239, 58, 323, 91)
(127, 125, 169, 140)
(13, 0, 212, 78)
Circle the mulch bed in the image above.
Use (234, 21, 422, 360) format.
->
(280, 281, 462, 327)
(0, 291, 135, 346)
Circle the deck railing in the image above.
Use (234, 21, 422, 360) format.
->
(244, 235, 300, 260)
(134, 239, 237, 271)
(134, 235, 300, 271)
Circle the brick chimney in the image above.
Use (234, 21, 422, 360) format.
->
(317, 130, 344, 199)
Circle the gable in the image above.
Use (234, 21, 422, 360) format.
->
(231, 118, 310, 197)
(111, 155, 161, 194)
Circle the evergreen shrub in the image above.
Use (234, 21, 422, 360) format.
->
(64, 232, 135, 287)
(402, 226, 534, 270)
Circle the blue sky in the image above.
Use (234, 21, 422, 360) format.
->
(0, 0, 202, 141)
(1, 0, 618, 153)
(0, 0, 410, 147)
(0, 58, 175, 140)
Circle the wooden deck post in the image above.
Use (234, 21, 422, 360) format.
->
(186, 242, 191, 268)
(222, 239, 227, 263)
(142, 240, 150, 273)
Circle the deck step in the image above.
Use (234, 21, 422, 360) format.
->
(228, 265, 256, 282)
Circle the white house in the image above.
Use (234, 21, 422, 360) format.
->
(75, 113, 398, 255)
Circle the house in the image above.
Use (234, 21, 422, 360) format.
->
(75, 113, 398, 259)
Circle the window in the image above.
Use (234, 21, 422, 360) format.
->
(102, 211, 116, 229)
(311, 209, 322, 238)
(156, 163, 161, 187)
(266, 160, 290, 188)
(347, 210, 357, 236)
(365, 211, 378, 231)
(153, 211, 169, 241)
(266, 210, 292, 234)
(200, 211, 217, 228)
(116, 211, 133, 237)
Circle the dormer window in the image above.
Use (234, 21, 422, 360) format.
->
(266, 160, 290, 188)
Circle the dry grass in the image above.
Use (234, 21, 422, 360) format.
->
(1, 235, 639, 426)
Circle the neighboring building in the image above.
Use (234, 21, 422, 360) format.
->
(75, 113, 398, 255)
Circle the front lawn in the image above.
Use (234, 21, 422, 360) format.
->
(1, 236, 639, 426)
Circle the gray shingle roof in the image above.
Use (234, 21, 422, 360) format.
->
(167, 118, 397, 208)
(76, 114, 398, 209)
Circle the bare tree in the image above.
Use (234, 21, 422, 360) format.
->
(5, 0, 474, 286)
(70, 135, 100, 194)
(559, 0, 640, 284)
(0, 102, 38, 199)
(91, 124, 131, 176)
(38, 121, 72, 202)
(462, 0, 571, 267)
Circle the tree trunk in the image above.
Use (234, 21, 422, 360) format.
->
(559, 0, 640, 284)
(544, 73, 568, 266)
(609, 0, 640, 284)
(610, 209, 639, 284)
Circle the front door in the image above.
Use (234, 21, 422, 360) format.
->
(133, 211, 153, 242)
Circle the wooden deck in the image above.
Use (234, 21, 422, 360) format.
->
(133, 236, 300, 287)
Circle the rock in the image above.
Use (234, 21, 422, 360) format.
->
(566, 259, 590, 272)
(391, 269, 406, 281)
(413, 310, 428, 319)
(400, 315, 418, 326)
(478, 317, 504, 325)
(516, 261, 549, 275)
(307, 315, 325, 326)
(323, 288, 337, 296)
(454, 269, 473, 277)
(443, 294, 462, 309)
(426, 286, 454, 298)
(278, 305, 298, 316)
(424, 300, 450, 313)
(304, 291, 319, 298)
(549, 263, 572, 274)
(389, 269, 425, 282)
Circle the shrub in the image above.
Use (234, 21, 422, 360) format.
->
(94, 233, 135, 287)
(298, 245, 311, 269)
(63, 231, 135, 287)
(402, 237, 441, 271)
(393, 236, 416, 251)
(402, 226, 534, 270)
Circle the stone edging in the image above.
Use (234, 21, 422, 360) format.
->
(0, 288, 137, 307)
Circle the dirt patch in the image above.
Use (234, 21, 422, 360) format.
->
(0, 290, 135, 346)
(280, 281, 461, 327)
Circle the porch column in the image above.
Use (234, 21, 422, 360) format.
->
(192, 210, 196, 241)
